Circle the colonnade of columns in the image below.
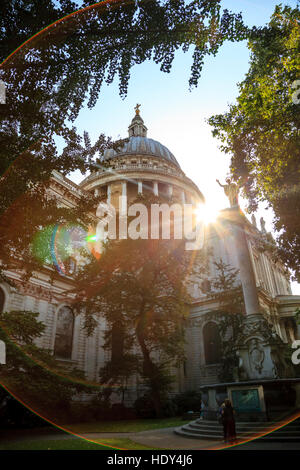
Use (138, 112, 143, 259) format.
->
(94, 180, 188, 203)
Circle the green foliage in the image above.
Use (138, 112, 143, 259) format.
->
(0, 309, 95, 422)
(134, 393, 177, 419)
(209, 260, 245, 381)
(205, 309, 244, 382)
(66, 416, 190, 432)
(0, 310, 45, 344)
(99, 354, 140, 403)
(211, 259, 244, 314)
(0, 437, 152, 451)
(173, 390, 202, 414)
(0, 0, 248, 195)
(208, 5, 300, 280)
(0, 438, 114, 451)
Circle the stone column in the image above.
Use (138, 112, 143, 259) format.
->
(231, 212, 260, 315)
(153, 181, 158, 196)
(107, 184, 111, 203)
(208, 389, 218, 411)
(122, 181, 127, 197)
(94, 187, 99, 197)
(119, 181, 127, 239)
(120, 181, 127, 215)
(138, 181, 143, 194)
(168, 184, 173, 197)
(181, 190, 185, 204)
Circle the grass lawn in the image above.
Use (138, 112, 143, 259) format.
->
(0, 437, 158, 450)
(0, 417, 188, 450)
(64, 417, 190, 434)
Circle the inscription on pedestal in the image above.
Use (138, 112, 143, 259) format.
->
(231, 388, 261, 412)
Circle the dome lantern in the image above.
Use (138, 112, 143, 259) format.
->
(100, 106, 181, 167)
(128, 104, 148, 137)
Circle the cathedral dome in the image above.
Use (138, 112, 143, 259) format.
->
(102, 106, 180, 168)
(102, 136, 180, 167)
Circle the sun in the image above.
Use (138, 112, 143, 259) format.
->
(194, 203, 220, 225)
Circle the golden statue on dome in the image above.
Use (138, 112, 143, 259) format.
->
(134, 103, 141, 115)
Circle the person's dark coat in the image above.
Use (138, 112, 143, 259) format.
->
(222, 404, 236, 442)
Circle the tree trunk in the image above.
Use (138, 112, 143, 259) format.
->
(136, 320, 163, 418)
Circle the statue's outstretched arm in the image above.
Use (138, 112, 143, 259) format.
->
(216, 179, 224, 188)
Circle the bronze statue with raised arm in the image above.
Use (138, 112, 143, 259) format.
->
(216, 177, 240, 207)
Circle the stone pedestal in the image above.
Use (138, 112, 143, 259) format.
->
(230, 210, 260, 315)
(208, 388, 218, 411)
(236, 313, 282, 380)
(201, 389, 218, 420)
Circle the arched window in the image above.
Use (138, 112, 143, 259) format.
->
(54, 306, 74, 359)
(203, 322, 222, 365)
(0, 288, 5, 313)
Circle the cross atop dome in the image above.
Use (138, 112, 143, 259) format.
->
(128, 104, 148, 137)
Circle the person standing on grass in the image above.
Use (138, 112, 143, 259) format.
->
(222, 398, 237, 443)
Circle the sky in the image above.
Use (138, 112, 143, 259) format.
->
(67, 0, 300, 293)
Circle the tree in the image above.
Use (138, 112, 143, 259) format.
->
(72, 194, 208, 416)
(208, 5, 300, 280)
(208, 260, 245, 382)
(211, 259, 244, 314)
